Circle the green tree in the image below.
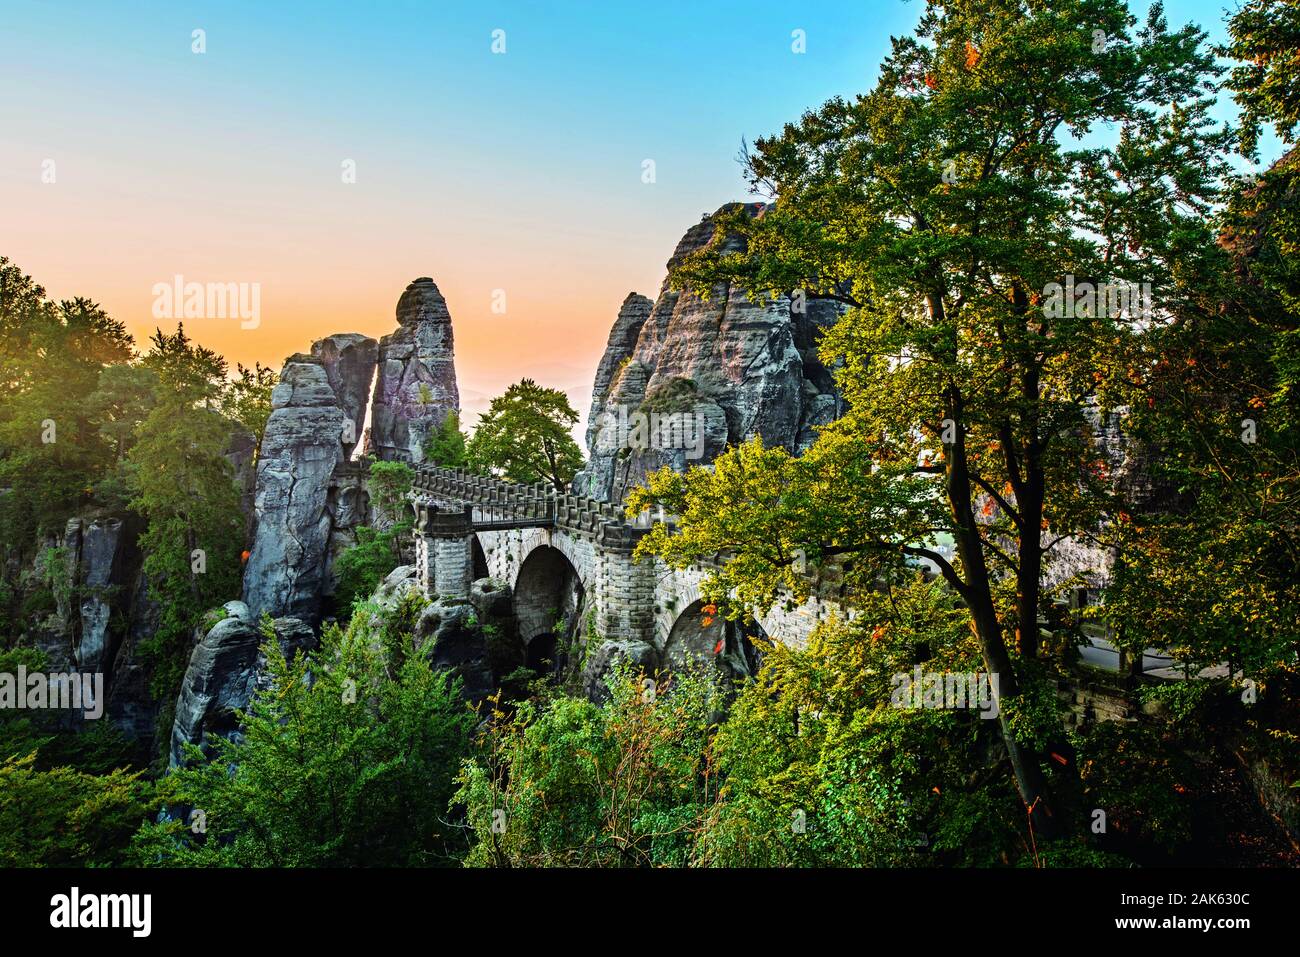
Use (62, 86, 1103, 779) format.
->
(0, 263, 134, 552)
(1099, 0, 1300, 679)
(466, 378, 584, 490)
(150, 600, 474, 866)
(333, 524, 407, 614)
(0, 754, 159, 868)
(1224, 0, 1300, 157)
(127, 326, 244, 698)
(84, 363, 159, 507)
(221, 362, 279, 453)
(454, 664, 722, 867)
(366, 458, 414, 524)
(423, 411, 468, 467)
(631, 0, 1233, 838)
(699, 582, 1029, 867)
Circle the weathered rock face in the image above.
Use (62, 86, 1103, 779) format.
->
(469, 577, 526, 682)
(368, 278, 460, 463)
(242, 356, 346, 622)
(169, 602, 317, 766)
(573, 204, 842, 503)
(105, 567, 161, 744)
(225, 428, 260, 542)
(312, 333, 379, 458)
(63, 515, 137, 677)
(169, 609, 261, 767)
(365, 567, 526, 705)
(581, 638, 659, 704)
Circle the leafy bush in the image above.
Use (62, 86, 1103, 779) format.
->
(454, 664, 722, 867)
(146, 609, 475, 867)
(333, 522, 410, 615)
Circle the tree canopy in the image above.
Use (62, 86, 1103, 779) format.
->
(466, 378, 585, 490)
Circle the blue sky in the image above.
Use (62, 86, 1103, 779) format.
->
(0, 0, 1278, 431)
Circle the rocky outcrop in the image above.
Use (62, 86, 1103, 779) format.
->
(365, 566, 525, 705)
(242, 356, 346, 622)
(169, 601, 317, 766)
(415, 599, 495, 704)
(368, 278, 460, 463)
(573, 204, 842, 503)
(105, 567, 161, 744)
(581, 638, 660, 703)
(169, 604, 261, 766)
(312, 333, 379, 458)
(63, 515, 138, 677)
(469, 577, 526, 683)
(225, 428, 260, 542)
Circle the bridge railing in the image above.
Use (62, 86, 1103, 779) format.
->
(413, 465, 642, 535)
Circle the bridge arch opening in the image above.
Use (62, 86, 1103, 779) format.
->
(471, 534, 489, 581)
(514, 545, 584, 679)
(664, 599, 766, 681)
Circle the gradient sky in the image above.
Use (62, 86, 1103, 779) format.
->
(0, 0, 1266, 432)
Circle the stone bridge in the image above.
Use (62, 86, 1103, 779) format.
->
(410, 466, 845, 678)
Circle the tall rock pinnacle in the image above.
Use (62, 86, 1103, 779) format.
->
(367, 277, 461, 462)
(572, 203, 843, 503)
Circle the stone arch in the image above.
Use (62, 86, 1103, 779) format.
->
(663, 597, 769, 682)
(470, 534, 489, 582)
(654, 566, 709, 651)
(513, 544, 585, 678)
(662, 597, 726, 672)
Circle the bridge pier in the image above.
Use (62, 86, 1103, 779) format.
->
(414, 501, 475, 600)
(595, 525, 655, 644)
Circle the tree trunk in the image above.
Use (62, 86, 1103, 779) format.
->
(946, 387, 1065, 841)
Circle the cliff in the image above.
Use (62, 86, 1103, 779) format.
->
(572, 203, 842, 502)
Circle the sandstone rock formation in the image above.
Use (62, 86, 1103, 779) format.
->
(63, 515, 137, 677)
(361, 566, 526, 705)
(368, 278, 460, 463)
(170, 602, 317, 766)
(241, 355, 346, 622)
(469, 577, 525, 681)
(105, 568, 160, 743)
(169, 607, 261, 767)
(581, 638, 659, 704)
(312, 333, 378, 458)
(572, 204, 842, 503)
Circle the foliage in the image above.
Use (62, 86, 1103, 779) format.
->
(126, 325, 244, 698)
(0, 260, 134, 552)
(1073, 721, 1194, 854)
(0, 753, 160, 867)
(632, 0, 1247, 837)
(466, 378, 584, 490)
(221, 362, 279, 452)
(423, 411, 468, 468)
(639, 377, 699, 415)
(1223, 0, 1300, 155)
(148, 608, 475, 867)
(367, 459, 414, 525)
(333, 522, 410, 616)
(698, 582, 1026, 867)
(454, 664, 723, 867)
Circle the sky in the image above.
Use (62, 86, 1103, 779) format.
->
(0, 0, 1265, 434)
